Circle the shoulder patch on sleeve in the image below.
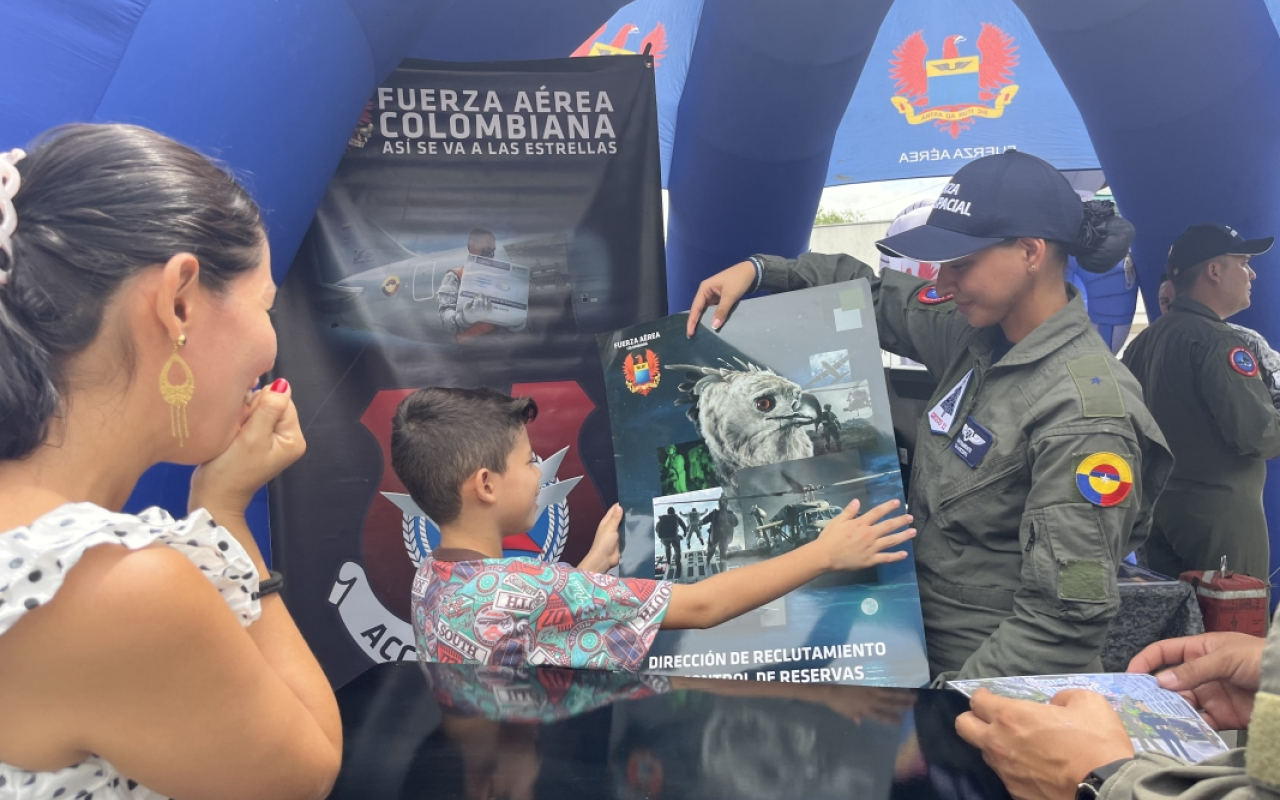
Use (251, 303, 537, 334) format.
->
(1066, 355, 1126, 418)
(1229, 346, 1260, 377)
(911, 284, 955, 309)
(1075, 452, 1134, 507)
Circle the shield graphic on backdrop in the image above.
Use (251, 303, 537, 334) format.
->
(385, 447, 581, 566)
(889, 23, 1020, 138)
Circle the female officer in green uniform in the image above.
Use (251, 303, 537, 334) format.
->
(688, 151, 1173, 684)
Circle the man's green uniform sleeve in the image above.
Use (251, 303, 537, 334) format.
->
(1098, 752, 1265, 800)
(756, 253, 971, 377)
(943, 423, 1148, 680)
(1198, 337, 1280, 460)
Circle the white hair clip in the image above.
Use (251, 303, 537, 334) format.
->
(0, 148, 27, 287)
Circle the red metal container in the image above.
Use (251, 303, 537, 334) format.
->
(1179, 567, 1270, 637)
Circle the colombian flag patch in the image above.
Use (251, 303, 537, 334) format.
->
(1075, 452, 1133, 507)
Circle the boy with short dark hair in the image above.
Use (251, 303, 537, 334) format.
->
(394, 386, 916, 671)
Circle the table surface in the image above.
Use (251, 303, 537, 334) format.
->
(329, 662, 1011, 800)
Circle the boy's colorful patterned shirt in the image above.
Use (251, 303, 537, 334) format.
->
(411, 556, 672, 671)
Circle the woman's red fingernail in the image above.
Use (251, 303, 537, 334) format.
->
(270, 378, 289, 393)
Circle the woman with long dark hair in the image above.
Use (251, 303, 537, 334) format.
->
(0, 124, 340, 799)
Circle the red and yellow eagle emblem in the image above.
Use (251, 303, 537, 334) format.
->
(623, 349, 661, 396)
(573, 22, 668, 66)
(889, 23, 1020, 138)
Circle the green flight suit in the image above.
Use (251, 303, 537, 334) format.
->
(757, 253, 1173, 683)
(1121, 296, 1280, 580)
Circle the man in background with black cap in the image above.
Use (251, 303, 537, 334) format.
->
(1123, 223, 1280, 582)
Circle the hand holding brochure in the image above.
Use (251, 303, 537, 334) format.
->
(948, 673, 1229, 761)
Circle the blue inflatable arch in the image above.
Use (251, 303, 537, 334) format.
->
(5, 0, 1280, 582)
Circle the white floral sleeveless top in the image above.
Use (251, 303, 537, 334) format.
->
(0, 503, 261, 799)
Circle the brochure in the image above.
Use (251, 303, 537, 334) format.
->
(948, 673, 1229, 761)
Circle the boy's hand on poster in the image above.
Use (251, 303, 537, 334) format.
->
(579, 503, 622, 573)
(686, 260, 757, 337)
(814, 498, 915, 572)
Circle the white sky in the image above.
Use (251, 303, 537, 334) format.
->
(818, 177, 950, 222)
(660, 176, 949, 234)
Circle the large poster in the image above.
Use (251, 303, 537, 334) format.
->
(598, 282, 930, 686)
(270, 56, 666, 687)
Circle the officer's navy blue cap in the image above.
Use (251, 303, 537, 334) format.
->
(1166, 223, 1273, 277)
(876, 150, 1083, 263)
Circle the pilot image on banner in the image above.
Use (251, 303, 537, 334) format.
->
(311, 198, 573, 345)
(437, 228, 530, 340)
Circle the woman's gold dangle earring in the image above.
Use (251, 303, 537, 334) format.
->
(160, 334, 195, 447)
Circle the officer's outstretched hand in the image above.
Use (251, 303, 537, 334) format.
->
(1126, 631, 1265, 731)
(814, 498, 915, 572)
(956, 689, 1135, 800)
(686, 260, 758, 337)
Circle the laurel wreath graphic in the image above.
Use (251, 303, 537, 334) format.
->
(400, 493, 569, 567)
(404, 514, 428, 568)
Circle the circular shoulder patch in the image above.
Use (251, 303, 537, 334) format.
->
(1229, 346, 1259, 377)
(916, 285, 954, 305)
(1075, 452, 1134, 507)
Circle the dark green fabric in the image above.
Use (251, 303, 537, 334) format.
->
(1121, 296, 1280, 579)
(1068, 354, 1127, 418)
(1059, 559, 1109, 602)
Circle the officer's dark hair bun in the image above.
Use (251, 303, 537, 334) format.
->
(1070, 200, 1135, 274)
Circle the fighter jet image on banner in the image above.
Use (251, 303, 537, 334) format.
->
(307, 189, 578, 343)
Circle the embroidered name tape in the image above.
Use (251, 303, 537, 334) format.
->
(951, 416, 993, 469)
(929, 369, 972, 435)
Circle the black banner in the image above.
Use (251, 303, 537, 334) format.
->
(270, 55, 665, 687)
